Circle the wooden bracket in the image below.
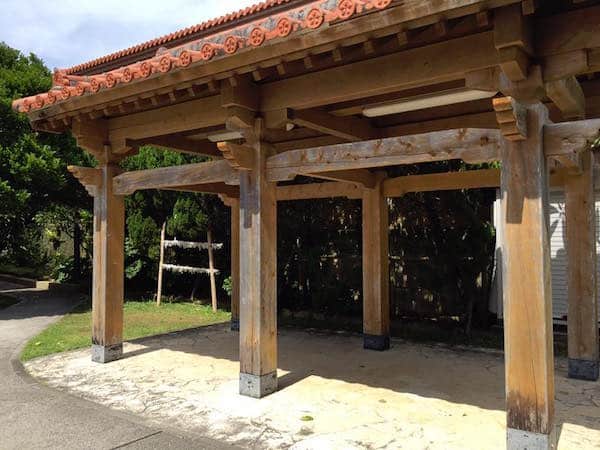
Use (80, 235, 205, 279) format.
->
(545, 76, 586, 120)
(221, 77, 259, 111)
(217, 142, 255, 170)
(494, 3, 533, 82)
(493, 96, 527, 141)
(68, 166, 102, 197)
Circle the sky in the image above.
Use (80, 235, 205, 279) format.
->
(1, 0, 258, 70)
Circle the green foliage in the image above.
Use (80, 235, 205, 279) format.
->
(222, 276, 233, 297)
(0, 42, 92, 274)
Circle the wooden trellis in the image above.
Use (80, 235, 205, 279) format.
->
(156, 222, 222, 310)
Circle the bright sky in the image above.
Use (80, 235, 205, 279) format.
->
(1, 0, 258, 70)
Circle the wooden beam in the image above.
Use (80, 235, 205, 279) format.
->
(239, 131, 278, 398)
(126, 136, 221, 157)
(383, 168, 501, 197)
(545, 76, 586, 120)
(288, 108, 378, 142)
(544, 118, 600, 157)
(267, 129, 501, 182)
(163, 183, 239, 197)
(362, 172, 390, 351)
(112, 160, 238, 195)
(276, 182, 362, 201)
(564, 150, 599, 381)
(261, 32, 499, 111)
(536, 4, 600, 56)
(91, 163, 125, 363)
(501, 103, 555, 447)
(307, 169, 377, 188)
(108, 96, 227, 142)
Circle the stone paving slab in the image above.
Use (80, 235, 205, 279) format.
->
(25, 325, 600, 449)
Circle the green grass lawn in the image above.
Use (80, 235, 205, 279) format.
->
(21, 300, 231, 361)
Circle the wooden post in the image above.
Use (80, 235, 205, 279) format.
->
(565, 150, 599, 381)
(92, 162, 125, 363)
(239, 134, 278, 398)
(230, 198, 240, 331)
(362, 172, 390, 350)
(501, 103, 555, 449)
(207, 229, 218, 312)
(156, 222, 166, 306)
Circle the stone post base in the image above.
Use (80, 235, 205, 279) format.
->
(91, 343, 123, 363)
(239, 371, 277, 398)
(363, 334, 390, 351)
(568, 358, 599, 381)
(507, 428, 556, 450)
(230, 319, 240, 331)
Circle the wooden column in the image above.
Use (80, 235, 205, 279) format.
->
(92, 163, 125, 363)
(362, 172, 390, 350)
(238, 136, 278, 398)
(565, 150, 599, 381)
(501, 103, 555, 449)
(230, 198, 240, 331)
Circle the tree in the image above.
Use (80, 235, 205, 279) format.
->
(0, 42, 92, 274)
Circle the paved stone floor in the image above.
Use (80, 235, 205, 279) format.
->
(25, 325, 600, 449)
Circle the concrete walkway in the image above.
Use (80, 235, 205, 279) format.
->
(0, 282, 236, 449)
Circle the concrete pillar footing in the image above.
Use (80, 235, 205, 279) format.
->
(568, 358, 599, 381)
(91, 343, 123, 363)
(507, 428, 556, 450)
(239, 371, 277, 398)
(363, 334, 390, 351)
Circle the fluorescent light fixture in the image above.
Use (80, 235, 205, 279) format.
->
(207, 131, 243, 142)
(362, 88, 498, 118)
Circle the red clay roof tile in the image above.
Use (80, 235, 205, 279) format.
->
(13, 0, 394, 113)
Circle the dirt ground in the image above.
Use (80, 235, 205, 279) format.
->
(25, 325, 600, 449)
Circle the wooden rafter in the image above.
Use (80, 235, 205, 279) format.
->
(126, 136, 220, 157)
(283, 108, 378, 142)
(307, 169, 377, 188)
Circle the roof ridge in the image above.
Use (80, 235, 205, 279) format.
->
(65, 0, 303, 75)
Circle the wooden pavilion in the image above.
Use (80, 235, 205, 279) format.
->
(13, 0, 600, 447)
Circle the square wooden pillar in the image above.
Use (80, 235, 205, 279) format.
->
(565, 150, 599, 381)
(362, 172, 390, 351)
(230, 197, 240, 331)
(92, 163, 125, 363)
(238, 140, 278, 398)
(501, 103, 555, 449)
